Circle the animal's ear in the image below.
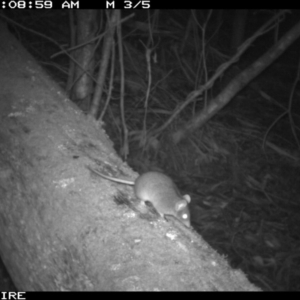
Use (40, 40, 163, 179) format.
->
(175, 200, 188, 211)
(183, 194, 191, 203)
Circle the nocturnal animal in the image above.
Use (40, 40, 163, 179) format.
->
(90, 169, 191, 227)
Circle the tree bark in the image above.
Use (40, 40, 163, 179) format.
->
(0, 21, 259, 291)
(72, 10, 97, 107)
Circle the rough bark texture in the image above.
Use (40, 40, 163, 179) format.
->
(0, 21, 259, 291)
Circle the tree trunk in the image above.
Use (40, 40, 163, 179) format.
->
(71, 10, 97, 109)
(0, 21, 259, 291)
